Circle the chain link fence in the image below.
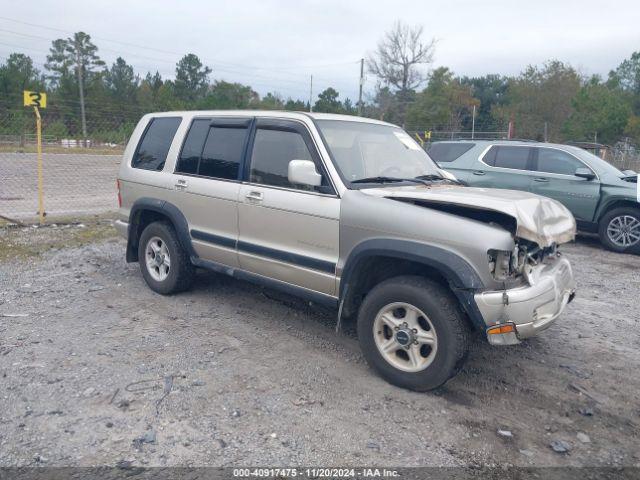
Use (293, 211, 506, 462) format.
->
(1, 111, 639, 225)
(0, 110, 125, 223)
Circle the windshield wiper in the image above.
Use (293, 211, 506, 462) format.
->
(351, 176, 410, 184)
(351, 175, 464, 187)
(415, 174, 464, 185)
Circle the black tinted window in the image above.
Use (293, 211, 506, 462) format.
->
(249, 129, 314, 190)
(132, 117, 181, 171)
(175, 119, 248, 180)
(488, 146, 531, 170)
(428, 143, 475, 163)
(176, 119, 209, 174)
(198, 127, 247, 179)
(536, 148, 586, 176)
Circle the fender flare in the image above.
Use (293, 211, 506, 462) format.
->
(126, 197, 196, 262)
(339, 238, 486, 329)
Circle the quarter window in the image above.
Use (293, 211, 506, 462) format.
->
(132, 117, 181, 171)
(249, 128, 316, 191)
(485, 146, 531, 170)
(535, 148, 587, 176)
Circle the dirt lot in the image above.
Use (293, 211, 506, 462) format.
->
(0, 223, 639, 468)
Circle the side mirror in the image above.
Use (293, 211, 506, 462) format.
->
(288, 160, 322, 187)
(575, 167, 596, 180)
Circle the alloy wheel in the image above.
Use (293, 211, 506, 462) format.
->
(145, 236, 171, 281)
(607, 215, 640, 248)
(373, 302, 438, 373)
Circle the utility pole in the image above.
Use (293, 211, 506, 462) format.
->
(309, 75, 313, 112)
(358, 58, 364, 116)
(544, 122, 548, 142)
(471, 105, 476, 139)
(75, 40, 87, 145)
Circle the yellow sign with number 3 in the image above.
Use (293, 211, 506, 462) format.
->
(23, 90, 47, 108)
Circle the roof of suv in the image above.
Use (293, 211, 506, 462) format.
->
(144, 110, 395, 127)
(433, 139, 537, 146)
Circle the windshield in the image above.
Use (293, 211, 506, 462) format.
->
(316, 120, 441, 185)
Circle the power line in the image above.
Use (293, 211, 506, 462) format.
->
(0, 16, 360, 79)
(0, 32, 358, 98)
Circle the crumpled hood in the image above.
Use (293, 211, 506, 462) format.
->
(362, 184, 577, 247)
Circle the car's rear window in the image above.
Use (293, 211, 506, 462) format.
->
(427, 142, 475, 163)
(132, 117, 181, 171)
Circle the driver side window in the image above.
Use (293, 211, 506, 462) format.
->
(535, 148, 588, 176)
(249, 128, 316, 191)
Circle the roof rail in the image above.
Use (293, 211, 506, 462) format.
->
(430, 137, 539, 143)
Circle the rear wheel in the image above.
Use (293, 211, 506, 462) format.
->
(598, 207, 640, 254)
(357, 276, 470, 391)
(138, 221, 195, 294)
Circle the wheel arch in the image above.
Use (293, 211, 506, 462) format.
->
(127, 198, 195, 263)
(339, 239, 486, 330)
(596, 198, 640, 224)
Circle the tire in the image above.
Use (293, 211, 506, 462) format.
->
(138, 221, 195, 295)
(598, 207, 640, 254)
(357, 275, 470, 391)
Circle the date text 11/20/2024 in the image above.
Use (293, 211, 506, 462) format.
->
(233, 468, 400, 477)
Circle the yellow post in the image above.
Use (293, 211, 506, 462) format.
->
(34, 106, 44, 224)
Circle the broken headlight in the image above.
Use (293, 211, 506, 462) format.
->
(488, 246, 525, 281)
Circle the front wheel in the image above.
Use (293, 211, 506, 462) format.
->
(598, 208, 640, 254)
(357, 276, 470, 391)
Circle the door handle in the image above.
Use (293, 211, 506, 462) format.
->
(245, 191, 263, 202)
(472, 170, 485, 176)
(533, 177, 550, 183)
(175, 179, 188, 191)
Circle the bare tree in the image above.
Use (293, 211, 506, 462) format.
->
(367, 21, 436, 93)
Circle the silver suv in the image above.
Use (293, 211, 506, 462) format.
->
(116, 111, 577, 391)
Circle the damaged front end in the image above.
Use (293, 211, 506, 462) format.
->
(481, 239, 575, 346)
(364, 185, 578, 345)
(375, 185, 577, 248)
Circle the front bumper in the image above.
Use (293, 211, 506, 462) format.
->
(474, 255, 575, 345)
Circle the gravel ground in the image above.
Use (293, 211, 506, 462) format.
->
(0, 224, 639, 468)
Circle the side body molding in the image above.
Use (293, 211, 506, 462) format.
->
(127, 198, 195, 262)
(339, 239, 487, 329)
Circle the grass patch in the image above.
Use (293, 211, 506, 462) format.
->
(0, 219, 119, 262)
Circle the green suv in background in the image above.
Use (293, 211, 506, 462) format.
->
(429, 140, 640, 253)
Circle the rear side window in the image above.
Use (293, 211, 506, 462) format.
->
(199, 128, 246, 179)
(176, 119, 209, 174)
(249, 128, 314, 191)
(132, 117, 181, 171)
(484, 146, 531, 171)
(535, 148, 586, 176)
(176, 119, 249, 180)
(428, 143, 475, 163)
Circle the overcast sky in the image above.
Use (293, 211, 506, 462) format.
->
(1, 0, 638, 102)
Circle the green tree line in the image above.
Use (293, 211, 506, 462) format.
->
(0, 26, 639, 147)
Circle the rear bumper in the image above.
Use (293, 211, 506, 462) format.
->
(474, 256, 575, 345)
(114, 219, 128, 239)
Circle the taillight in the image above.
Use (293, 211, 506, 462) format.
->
(116, 179, 122, 208)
